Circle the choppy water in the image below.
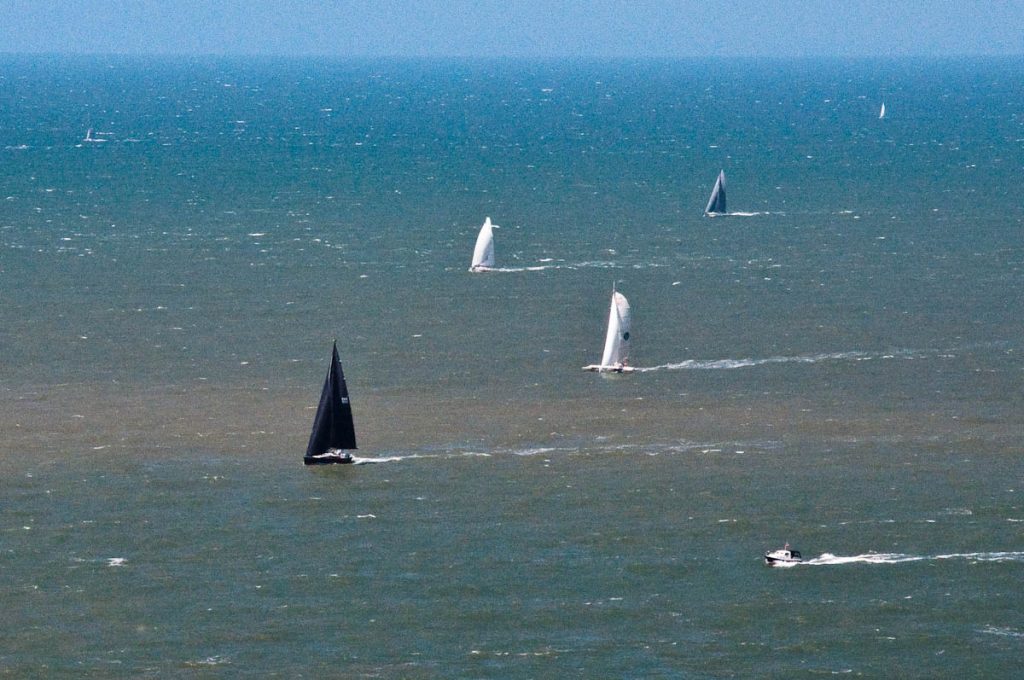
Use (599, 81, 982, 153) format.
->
(2, 56, 1022, 676)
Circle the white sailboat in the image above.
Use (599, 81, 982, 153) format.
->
(879, 102, 886, 119)
(469, 217, 496, 272)
(583, 287, 635, 373)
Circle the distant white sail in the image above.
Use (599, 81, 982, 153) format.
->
(469, 217, 496, 272)
(879, 102, 886, 119)
(704, 170, 726, 215)
(583, 289, 634, 373)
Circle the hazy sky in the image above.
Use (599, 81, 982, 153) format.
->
(3, 0, 1023, 58)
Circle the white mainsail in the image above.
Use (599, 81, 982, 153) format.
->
(879, 102, 886, 119)
(584, 290, 634, 372)
(469, 217, 496, 271)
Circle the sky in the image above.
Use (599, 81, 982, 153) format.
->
(2, 0, 1023, 58)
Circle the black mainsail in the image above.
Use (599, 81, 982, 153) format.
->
(704, 170, 727, 215)
(304, 341, 357, 465)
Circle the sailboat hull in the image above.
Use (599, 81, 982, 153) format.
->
(303, 451, 354, 465)
(582, 364, 636, 373)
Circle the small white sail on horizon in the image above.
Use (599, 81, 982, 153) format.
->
(879, 102, 886, 119)
(704, 170, 726, 216)
(469, 217, 496, 272)
(583, 289, 635, 373)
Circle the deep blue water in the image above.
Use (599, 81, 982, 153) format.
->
(1, 56, 1022, 677)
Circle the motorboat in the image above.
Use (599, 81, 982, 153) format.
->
(764, 544, 802, 567)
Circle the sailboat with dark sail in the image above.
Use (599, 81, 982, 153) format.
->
(304, 341, 357, 465)
(704, 170, 727, 216)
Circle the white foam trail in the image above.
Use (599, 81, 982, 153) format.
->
(351, 456, 406, 464)
(979, 626, 1024, 639)
(807, 552, 924, 565)
(509, 447, 566, 457)
(465, 260, 668, 273)
(804, 551, 1024, 566)
(638, 351, 875, 372)
(634, 347, 943, 373)
(351, 451, 495, 464)
(490, 265, 561, 272)
(770, 559, 802, 569)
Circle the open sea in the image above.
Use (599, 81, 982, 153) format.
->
(1, 56, 1023, 677)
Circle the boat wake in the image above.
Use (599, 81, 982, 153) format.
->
(461, 260, 668, 273)
(487, 264, 562, 272)
(804, 551, 1024, 566)
(351, 455, 407, 465)
(350, 451, 497, 464)
(637, 348, 931, 372)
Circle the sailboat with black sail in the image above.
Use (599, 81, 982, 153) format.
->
(304, 341, 357, 465)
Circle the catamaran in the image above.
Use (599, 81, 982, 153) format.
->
(704, 170, 726, 216)
(304, 341, 357, 465)
(469, 217, 496, 272)
(583, 288, 635, 373)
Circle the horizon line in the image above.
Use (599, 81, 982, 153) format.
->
(3, 51, 1023, 61)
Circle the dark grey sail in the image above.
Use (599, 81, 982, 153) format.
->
(304, 341, 357, 465)
(704, 170, 726, 215)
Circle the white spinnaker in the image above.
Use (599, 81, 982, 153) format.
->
(470, 217, 495, 269)
(599, 291, 631, 367)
